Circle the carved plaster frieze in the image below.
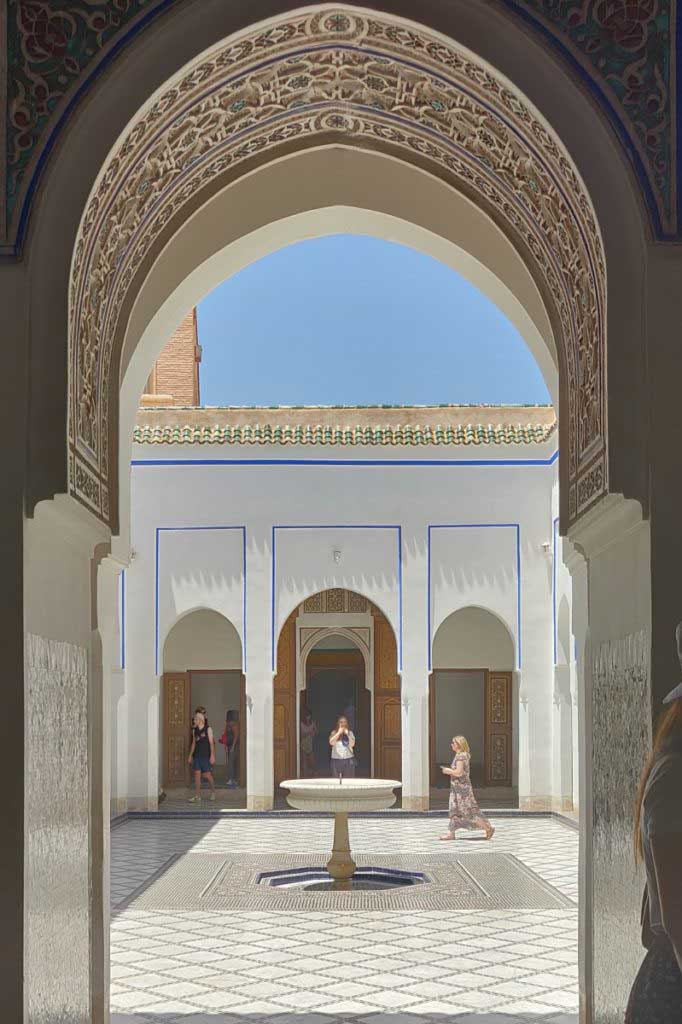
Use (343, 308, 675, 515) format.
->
(67, 9, 608, 529)
(5, 2, 675, 250)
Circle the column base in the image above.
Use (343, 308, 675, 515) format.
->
(247, 795, 274, 811)
(127, 796, 158, 811)
(518, 795, 553, 811)
(402, 795, 429, 811)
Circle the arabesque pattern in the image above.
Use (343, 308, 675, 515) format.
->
(69, 8, 606, 527)
(6, 1, 675, 246)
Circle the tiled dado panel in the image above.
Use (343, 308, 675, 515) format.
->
(591, 629, 650, 1023)
(25, 633, 90, 1024)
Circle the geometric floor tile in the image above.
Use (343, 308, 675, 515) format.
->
(111, 815, 579, 1023)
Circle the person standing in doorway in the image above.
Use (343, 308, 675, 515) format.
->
(626, 626, 682, 1022)
(187, 711, 216, 802)
(221, 710, 240, 789)
(300, 708, 318, 777)
(329, 715, 355, 778)
(440, 736, 494, 840)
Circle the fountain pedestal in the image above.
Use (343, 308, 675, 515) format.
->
(280, 778, 402, 883)
(328, 811, 355, 881)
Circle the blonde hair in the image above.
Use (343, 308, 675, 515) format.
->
(634, 700, 682, 862)
(453, 735, 470, 754)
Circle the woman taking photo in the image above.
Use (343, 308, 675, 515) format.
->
(329, 715, 355, 778)
(440, 735, 494, 841)
(626, 627, 682, 1023)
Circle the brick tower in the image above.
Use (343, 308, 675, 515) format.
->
(141, 308, 202, 407)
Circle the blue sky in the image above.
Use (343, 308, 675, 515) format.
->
(196, 235, 550, 407)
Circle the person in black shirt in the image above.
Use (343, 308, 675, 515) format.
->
(187, 711, 216, 802)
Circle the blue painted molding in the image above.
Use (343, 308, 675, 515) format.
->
(154, 525, 247, 674)
(132, 451, 559, 469)
(271, 524, 403, 673)
(427, 523, 521, 671)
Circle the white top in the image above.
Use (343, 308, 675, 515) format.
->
(331, 731, 355, 759)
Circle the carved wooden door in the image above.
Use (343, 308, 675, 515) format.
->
(428, 673, 438, 786)
(239, 673, 247, 789)
(273, 611, 297, 789)
(163, 672, 190, 788)
(485, 671, 513, 785)
(373, 608, 401, 779)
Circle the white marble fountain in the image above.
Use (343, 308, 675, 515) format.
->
(280, 777, 401, 883)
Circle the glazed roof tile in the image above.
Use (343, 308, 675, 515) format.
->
(134, 405, 556, 447)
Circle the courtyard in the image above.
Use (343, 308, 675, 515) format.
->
(111, 814, 578, 1024)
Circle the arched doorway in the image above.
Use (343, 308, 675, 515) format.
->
(273, 589, 400, 789)
(430, 607, 516, 803)
(301, 633, 370, 777)
(11, 3, 659, 1021)
(161, 609, 245, 800)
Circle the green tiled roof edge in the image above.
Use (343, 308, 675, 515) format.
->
(132, 422, 557, 447)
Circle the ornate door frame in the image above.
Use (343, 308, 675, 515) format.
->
(296, 614, 373, 772)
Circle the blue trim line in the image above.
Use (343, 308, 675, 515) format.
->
(12, 0, 178, 252)
(154, 526, 247, 674)
(271, 525, 403, 672)
(552, 517, 560, 665)
(502, 0, 671, 239)
(427, 524, 522, 671)
(132, 451, 559, 468)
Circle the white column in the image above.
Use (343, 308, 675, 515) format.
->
(552, 664, 574, 812)
(518, 538, 554, 810)
(245, 527, 274, 810)
(565, 540, 587, 815)
(123, 547, 159, 810)
(400, 526, 429, 810)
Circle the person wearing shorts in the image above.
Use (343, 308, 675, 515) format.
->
(187, 711, 216, 802)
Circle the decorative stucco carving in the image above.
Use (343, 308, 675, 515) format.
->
(6, 1, 675, 248)
(68, 8, 607, 528)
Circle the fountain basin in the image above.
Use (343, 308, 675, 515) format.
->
(280, 778, 401, 883)
(280, 777, 401, 813)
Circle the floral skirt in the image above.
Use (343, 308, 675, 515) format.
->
(625, 936, 682, 1023)
(448, 780, 488, 830)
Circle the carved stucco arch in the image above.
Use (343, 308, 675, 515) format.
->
(298, 626, 373, 695)
(69, 6, 606, 529)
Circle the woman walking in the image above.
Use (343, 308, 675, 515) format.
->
(626, 629, 682, 1023)
(187, 710, 216, 802)
(329, 715, 356, 778)
(440, 735, 494, 840)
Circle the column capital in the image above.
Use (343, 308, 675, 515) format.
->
(568, 493, 645, 562)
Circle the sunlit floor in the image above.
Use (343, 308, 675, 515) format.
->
(110, 815, 578, 1024)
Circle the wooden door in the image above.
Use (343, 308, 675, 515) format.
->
(273, 611, 297, 788)
(373, 608, 401, 779)
(428, 673, 438, 786)
(239, 673, 247, 789)
(485, 671, 513, 785)
(163, 672, 190, 787)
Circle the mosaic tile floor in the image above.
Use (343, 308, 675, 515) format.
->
(111, 815, 578, 1024)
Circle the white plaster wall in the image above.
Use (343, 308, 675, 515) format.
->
(123, 437, 562, 809)
(432, 607, 515, 669)
(163, 609, 242, 671)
